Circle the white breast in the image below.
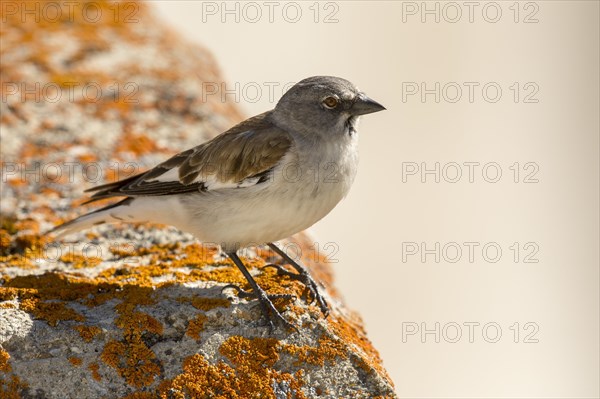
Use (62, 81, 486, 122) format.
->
(171, 133, 359, 251)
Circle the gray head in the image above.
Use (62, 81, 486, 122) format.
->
(271, 76, 385, 137)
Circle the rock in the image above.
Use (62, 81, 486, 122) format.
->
(0, 1, 397, 398)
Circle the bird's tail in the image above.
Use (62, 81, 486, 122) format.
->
(48, 198, 132, 240)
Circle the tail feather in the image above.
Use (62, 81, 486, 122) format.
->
(49, 198, 132, 240)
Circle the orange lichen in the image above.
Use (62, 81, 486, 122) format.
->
(21, 298, 85, 326)
(0, 375, 28, 399)
(0, 253, 35, 270)
(122, 393, 155, 399)
(77, 153, 99, 164)
(101, 337, 160, 388)
(13, 234, 48, 254)
(189, 296, 230, 312)
(4, 178, 27, 188)
(0, 217, 18, 235)
(97, 285, 163, 388)
(328, 315, 393, 385)
(115, 310, 163, 336)
(0, 340, 25, 395)
(0, 230, 11, 255)
(69, 357, 83, 367)
(13, 219, 39, 234)
(185, 314, 207, 340)
(73, 325, 102, 342)
(4, 273, 110, 303)
(59, 253, 102, 269)
(162, 354, 238, 399)
(282, 335, 348, 367)
(161, 336, 306, 399)
(88, 362, 102, 382)
(0, 350, 11, 372)
(116, 133, 163, 156)
(0, 334, 27, 399)
(218, 336, 282, 396)
(0, 288, 20, 302)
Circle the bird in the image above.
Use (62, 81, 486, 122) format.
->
(50, 76, 385, 330)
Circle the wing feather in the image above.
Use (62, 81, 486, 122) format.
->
(84, 111, 292, 202)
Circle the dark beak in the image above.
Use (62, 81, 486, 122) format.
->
(351, 93, 386, 116)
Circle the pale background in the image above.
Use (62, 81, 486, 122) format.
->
(152, 1, 599, 397)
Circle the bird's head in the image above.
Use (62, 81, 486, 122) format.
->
(272, 76, 385, 139)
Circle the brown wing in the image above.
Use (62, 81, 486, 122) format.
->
(84, 111, 292, 202)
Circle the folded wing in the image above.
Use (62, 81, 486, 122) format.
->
(84, 112, 292, 203)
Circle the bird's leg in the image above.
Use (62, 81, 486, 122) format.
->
(227, 252, 295, 331)
(265, 243, 330, 317)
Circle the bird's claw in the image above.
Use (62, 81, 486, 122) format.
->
(262, 263, 330, 317)
(221, 283, 297, 332)
(221, 283, 254, 299)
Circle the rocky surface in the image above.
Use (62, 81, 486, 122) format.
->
(0, 1, 397, 398)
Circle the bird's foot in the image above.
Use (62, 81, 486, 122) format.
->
(262, 264, 330, 318)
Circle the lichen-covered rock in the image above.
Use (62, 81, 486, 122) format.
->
(0, 1, 397, 398)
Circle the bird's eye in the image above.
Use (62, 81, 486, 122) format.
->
(322, 96, 339, 109)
